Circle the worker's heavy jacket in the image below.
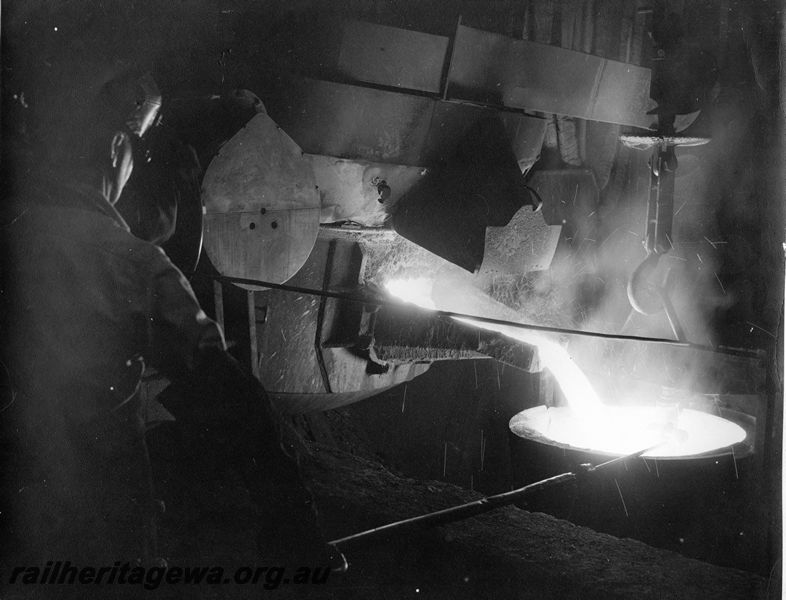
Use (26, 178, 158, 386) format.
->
(6, 182, 225, 427)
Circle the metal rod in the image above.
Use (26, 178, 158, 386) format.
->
(313, 240, 336, 393)
(329, 443, 667, 549)
(329, 472, 575, 549)
(587, 441, 665, 472)
(194, 273, 757, 358)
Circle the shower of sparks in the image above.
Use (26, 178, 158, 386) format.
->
(614, 479, 629, 517)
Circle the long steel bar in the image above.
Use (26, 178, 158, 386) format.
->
(196, 273, 758, 358)
(329, 472, 575, 548)
(329, 443, 664, 549)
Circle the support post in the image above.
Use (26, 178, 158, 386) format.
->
(247, 290, 259, 379)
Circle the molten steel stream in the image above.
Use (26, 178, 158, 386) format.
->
(384, 278, 746, 458)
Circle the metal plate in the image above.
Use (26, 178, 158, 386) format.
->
(202, 112, 320, 288)
(308, 154, 426, 226)
(392, 117, 537, 272)
(263, 78, 434, 165)
(337, 20, 449, 93)
(448, 24, 657, 128)
(261, 78, 546, 168)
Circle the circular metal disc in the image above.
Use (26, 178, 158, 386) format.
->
(202, 112, 320, 289)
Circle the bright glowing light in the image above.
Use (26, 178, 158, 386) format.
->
(384, 277, 600, 412)
(454, 317, 602, 414)
(510, 405, 747, 458)
(383, 277, 747, 458)
(384, 278, 436, 309)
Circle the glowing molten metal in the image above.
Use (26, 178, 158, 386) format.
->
(384, 277, 747, 458)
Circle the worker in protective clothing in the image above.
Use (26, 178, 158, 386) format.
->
(1, 12, 345, 586)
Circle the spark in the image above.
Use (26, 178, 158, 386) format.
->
(667, 255, 687, 261)
(714, 272, 726, 295)
(614, 479, 629, 517)
(571, 184, 579, 207)
(712, 395, 723, 417)
(731, 446, 739, 479)
(627, 230, 639, 237)
(473, 361, 478, 388)
(587, 211, 596, 218)
(643, 459, 651, 473)
(704, 236, 717, 249)
(495, 363, 501, 390)
(654, 459, 660, 478)
(674, 201, 688, 216)
(280, 330, 287, 342)
(443, 442, 448, 477)
(401, 384, 407, 413)
(599, 227, 620, 248)
(480, 430, 486, 471)
(696, 253, 704, 263)
(746, 321, 776, 338)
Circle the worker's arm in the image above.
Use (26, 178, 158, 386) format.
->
(146, 251, 226, 377)
(145, 251, 300, 467)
